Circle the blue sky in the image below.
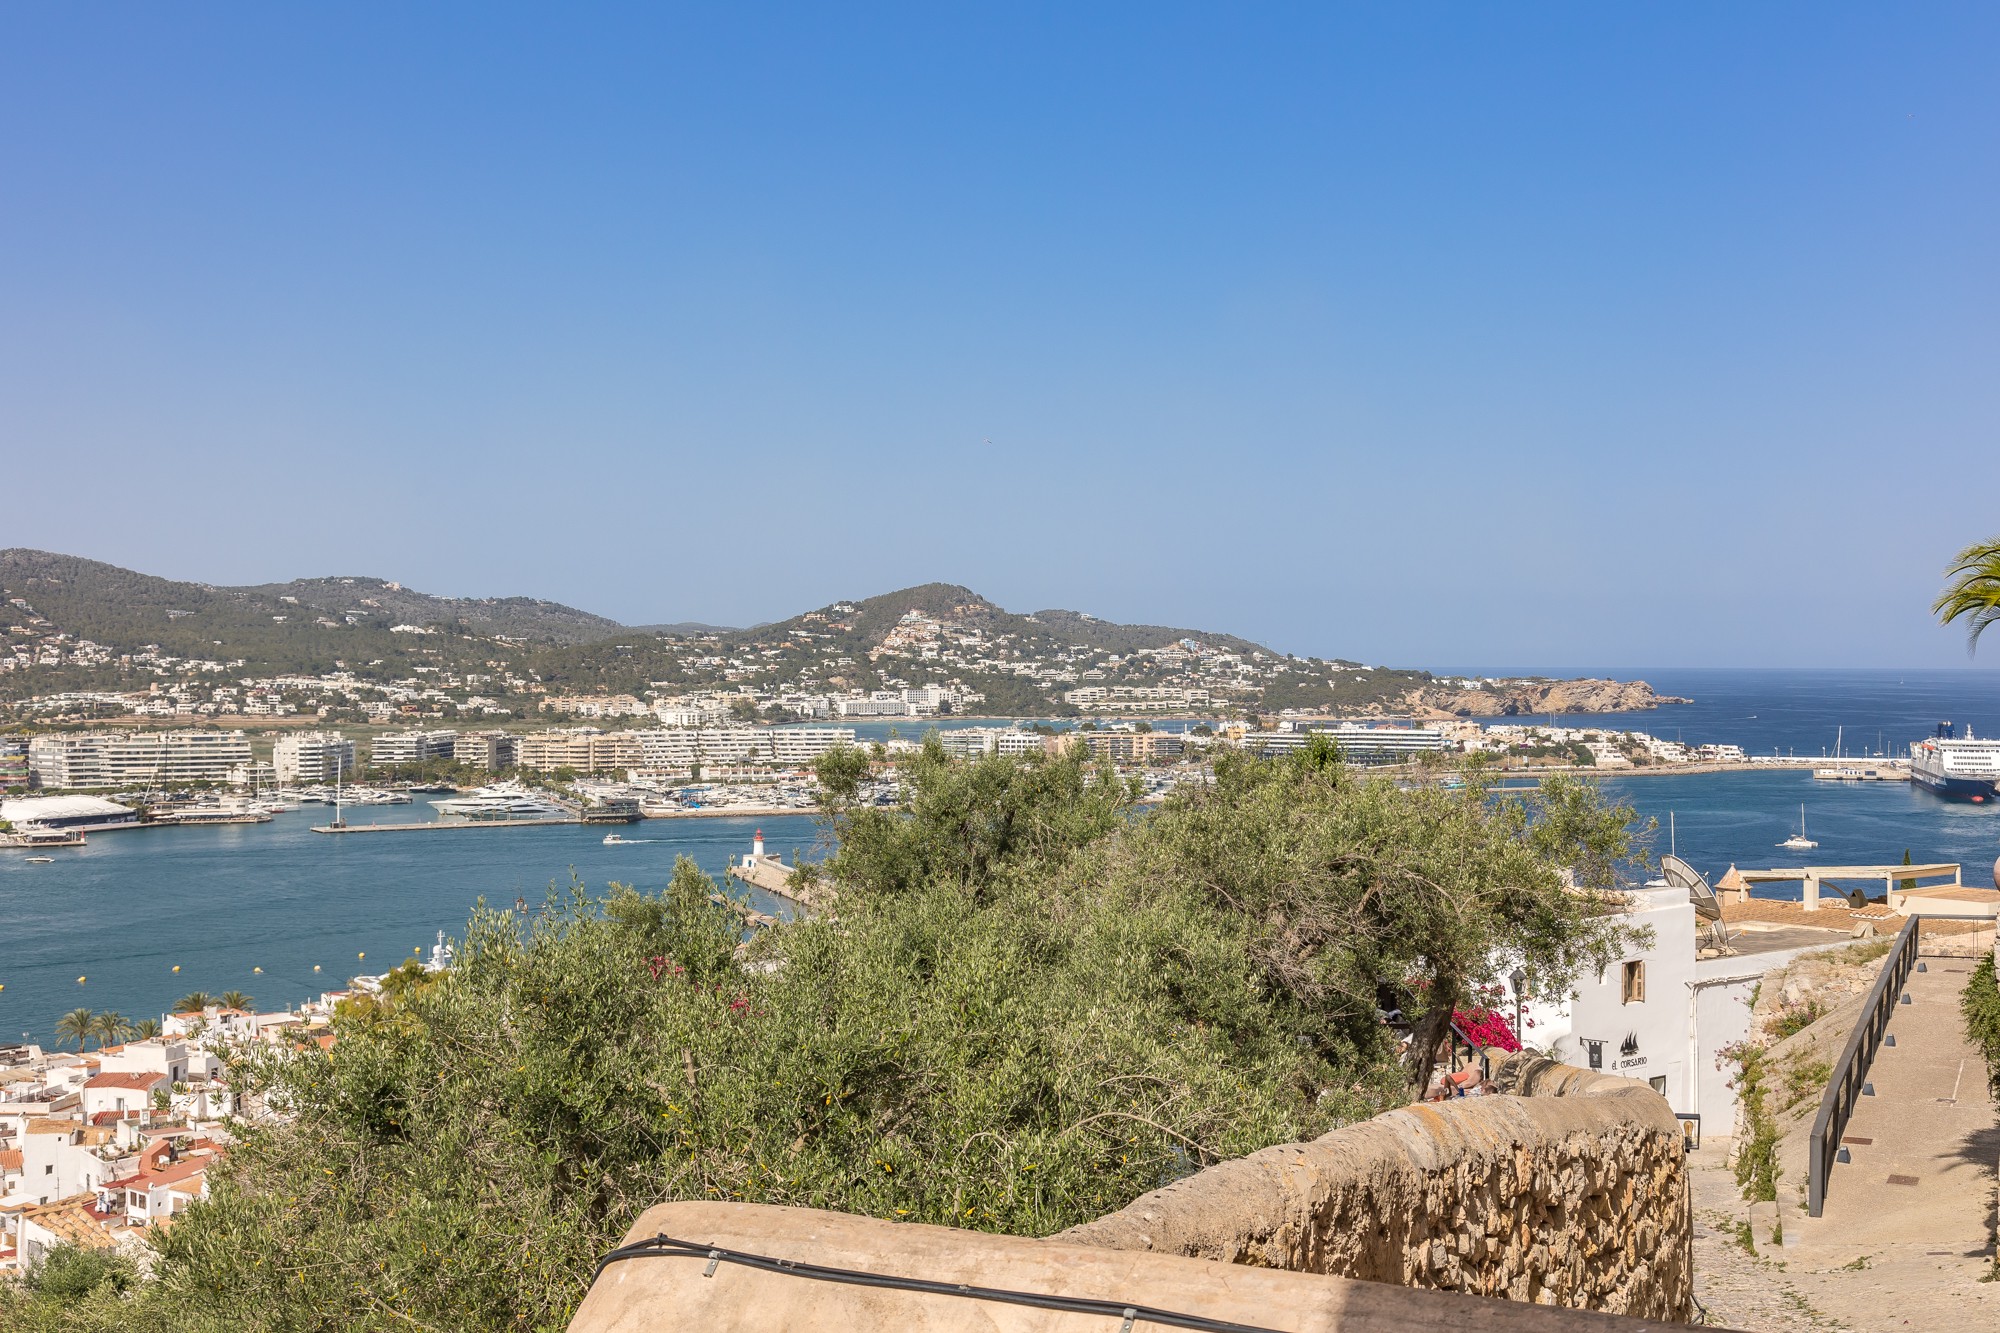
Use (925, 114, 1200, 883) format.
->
(5, 5, 1998, 668)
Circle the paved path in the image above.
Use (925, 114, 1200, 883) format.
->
(1688, 1140, 1830, 1329)
(1785, 953, 2000, 1324)
(1688, 954, 1999, 1328)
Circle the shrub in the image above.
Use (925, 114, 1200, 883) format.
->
(1962, 953, 2000, 1085)
(122, 745, 1644, 1330)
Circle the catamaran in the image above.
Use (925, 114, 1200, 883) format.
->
(1778, 804, 1817, 851)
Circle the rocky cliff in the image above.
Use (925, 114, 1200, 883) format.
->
(1403, 678, 1691, 719)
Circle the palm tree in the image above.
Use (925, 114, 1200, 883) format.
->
(54, 1007, 96, 1050)
(173, 992, 215, 1014)
(130, 1018, 162, 1040)
(91, 1012, 130, 1048)
(219, 991, 253, 1012)
(1933, 538, 2000, 651)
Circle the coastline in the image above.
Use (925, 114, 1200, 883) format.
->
(311, 805, 814, 833)
(1485, 759, 1899, 780)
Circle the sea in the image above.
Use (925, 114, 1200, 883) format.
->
(4, 668, 1998, 1048)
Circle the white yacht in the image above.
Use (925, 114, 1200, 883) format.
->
(430, 782, 571, 821)
(341, 787, 413, 806)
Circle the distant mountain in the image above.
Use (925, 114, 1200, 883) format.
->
(626, 621, 744, 638)
(236, 576, 622, 643)
(4, 550, 1676, 722)
(724, 583, 1275, 659)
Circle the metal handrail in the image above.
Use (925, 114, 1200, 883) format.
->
(1805, 912, 1994, 1216)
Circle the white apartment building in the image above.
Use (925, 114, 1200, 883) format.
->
(1253, 721, 1447, 764)
(370, 730, 459, 767)
(653, 700, 735, 728)
(838, 691, 918, 718)
(767, 727, 857, 764)
(995, 730, 1051, 757)
(1063, 686, 1213, 710)
(272, 732, 356, 785)
(28, 730, 254, 789)
(940, 728, 1004, 757)
(939, 728, 1056, 758)
(632, 727, 856, 772)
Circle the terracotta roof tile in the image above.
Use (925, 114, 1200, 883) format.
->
(84, 1072, 166, 1091)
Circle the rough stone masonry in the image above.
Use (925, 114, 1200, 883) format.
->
(1056, 1053, 1692, 1322)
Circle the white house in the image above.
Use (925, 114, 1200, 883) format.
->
(80, 1071, 170, 1120)
(1526, 881, 1700, 1109)
(1524, 879, 1851, 1134)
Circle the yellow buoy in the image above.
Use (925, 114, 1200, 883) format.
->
(172, 964, 181, 973)
(253, 966, 263, 974)
(313, 964, 322, 973)
(357, 952, 365, 960)
(77, 976, 86, 984)
(0, 983, 6, 992)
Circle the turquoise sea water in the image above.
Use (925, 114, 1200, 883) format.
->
(1598, 768, 2000, 896)
(6, 670, 1999, 1047)
(0, 808, 822, 1049)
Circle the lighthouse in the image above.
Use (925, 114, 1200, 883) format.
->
(752, 829, 765, 859)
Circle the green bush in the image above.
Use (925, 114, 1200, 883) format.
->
(1730, 1046, 1780, 1202)
(1962, 953, 2000, 1083)
(1768, 998, 1826, 1040)
(22, 1245, 137, 1300)
(95, 744, 1643, 1330)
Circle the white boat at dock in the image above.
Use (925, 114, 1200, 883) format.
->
(430, 782, 572, 821)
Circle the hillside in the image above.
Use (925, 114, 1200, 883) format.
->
(0, 550, 1684, 720)
(0, 549, 486, 680)
(237, 576, 622, 643)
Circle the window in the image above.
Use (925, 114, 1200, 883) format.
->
(1621, 960, 1645, 1004)
(1649, 1075, 1668, 1096)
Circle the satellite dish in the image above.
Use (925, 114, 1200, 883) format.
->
(1662, 853, 1723, 923)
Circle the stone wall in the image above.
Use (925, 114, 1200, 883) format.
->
(1055, 1053, 1692, 1322)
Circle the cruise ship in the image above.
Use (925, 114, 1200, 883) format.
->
(1908, 723, 2000, 802)
(430, 782, 572, 821)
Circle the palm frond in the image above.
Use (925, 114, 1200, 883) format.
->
(1932, 537, 2000, 654)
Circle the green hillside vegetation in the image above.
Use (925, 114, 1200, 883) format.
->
(239, 577, 623, 643)
(1026, 606, 1272, 658)
(0, 743, 1643, 1331)
(0, 549, 490, 682)
(3, 552, 1475, 720)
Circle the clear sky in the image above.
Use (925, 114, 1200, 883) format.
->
(5, 5, 1997, 668)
